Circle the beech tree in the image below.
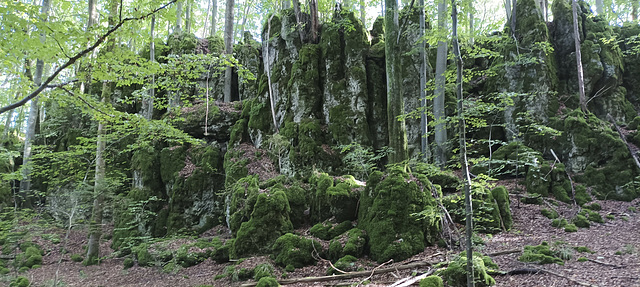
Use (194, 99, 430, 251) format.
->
(223, 0, 235, 102)
(385, 0, 408, 164)
(434, 0, 447, 167)
(573, 0, 587, 113)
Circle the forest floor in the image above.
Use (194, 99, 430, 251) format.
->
(4, 180, 640, 287)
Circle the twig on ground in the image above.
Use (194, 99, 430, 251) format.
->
(587, 258, 624, 268)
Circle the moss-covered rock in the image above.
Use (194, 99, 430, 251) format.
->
(253, 263, 276, 281)
(309, 221, 353, 241)
(310, 173, 361, 223)
(440, 251, 497, 287)
(167, 32, 198, 54)
(15, 246, 43, 269)
(541, 208, 559, 219)
(256, 276, 280, 287)
(9, 276, 29, 287)
(327, 228, 367, 261)
(232, 191, 293, 258)
(271, 233, 320, 268)
(358, 167, 439, 262)
(326, 255, 358, 275)
(420, 275, 444, 287)
(518, 241, 567, 265)
(491, 186, 513, 230)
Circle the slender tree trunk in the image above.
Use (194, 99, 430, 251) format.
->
(142, 16, 156, 121)
(203, 0, 210, 38)
(292, 0, 304, 42)
(265, 16, 279, 133)
(283, 0, 291, 9)
(360, 0, 366, 27)
(210, 0, 218, 36)
(239, 0, 253, 40)
(86, 0, 118, 266)
(572, 0, 587, 113)
(505, 0, 511, 23)
(632, 1, 638, 21)
(223, 0, 235, 102)
(451, 2, 474, 286)
(385, 0, 408, 164)
(176, 0, 183, 33)
(19, 0, 51, 209)
(310, 0, 319, 43)
(468, 3, 474, 44)
(595, 0, 604, 15)
(419, 0, 429, 162)
(185, 0, 192, 33)
(434, 0, 447, 168)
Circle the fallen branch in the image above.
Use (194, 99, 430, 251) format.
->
(587, 258, 624, 268)
(486, 248, 521, 257)
(238, 260, 438, 287)
(358, 259, 393, 285)
(499, 267, 598, 287)
(389, 268, 436, 287)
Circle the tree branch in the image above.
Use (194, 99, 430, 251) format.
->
(0, 0, 176, 115)
(45, 79, 78, 88)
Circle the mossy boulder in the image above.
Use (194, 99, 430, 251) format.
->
(310, 174, 361, 223)
(309, 221, 354, 241)
(167, 32, 198, 54)
(232, 191, 293, 258)
(327, 228, 367, 261)
(420, 275, 444, 287)
(15, 246, 43, 269)
(518, 241, 566, 265)
(253, 263, 276, 281)
(440, 251, 497, 287)
(326, 255, 358, 275)
(358, 167, 439, 262)
(491, 186, 513, 230)
(271, 233, 320, 269)
(256, 277, 280, 287)
(9, 276, 29, 287)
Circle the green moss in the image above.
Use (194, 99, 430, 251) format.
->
(541, 208, 559, 219)
(420, 275, 444, 287)
(440, 251, 497, 287)
(71, 254, 83, 262)
(327, 255, 358, 275)
(552, 218, 568, 228)
(564, 224, 578, 232)
(206, 35, 225, 54)
(525, 163, 551, 197)
(271, 233, 320, 268)
(9, 276, 29, 287)
(518, 242, 565, 265)
(358, 167, 438, 262)
(577, 257, 588, 262)
(16, 246, 43, 269)
(572, 215, 590, 228)
(491, 186, 513, 230)
(134, 243, 153, 267)
(256, 276, 280, 287)
(310, 221, 353, 241)
(167, 32, 198, 54)
(123, 257, 134, 269)
(573, 246, 594, 253)
(327, 228, 367, 261)
(232, 191, 293, 258)
(584, 209, 604, 223)
(283, 185, 308, 228)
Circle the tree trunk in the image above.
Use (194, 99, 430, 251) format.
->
(203, 0, 210, 38)
(283, 0, 290, 9)
(223, 0, 235, 102)
(176, 0, 183, 33)
(360, 0, 366, 28)
(292, 0, 304, 42)
(632, 1, 638, 21)
(19, 0, 51, 209)
(595, 0, 604, 15)
(451, 1, 474, 286)
(210, 0, 218, 36)
(468, 2, 474, 44)
(385, 0, 408, 164)
(434, 0, 447, 168)
(572, 0, 587, 113)
(142, 16, 155, 121)
(419, 0, 429, 161)
(310, 0, 319, 43)
(185, 0, 191, 33)
(239, 0, 253, 40)
(85, 0, 118, 266)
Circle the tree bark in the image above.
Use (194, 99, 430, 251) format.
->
(142, 16, 155, 121)
(572, 0, 587, 113)
(419, 0, 429, 161)
(210, 0, 217, 36)
(292, 0, 304, 42)
(176, 0, 183, 33)
(451, 1, 474, 286)
(85, 0, 119, 266)
(185, 0, 192, 33)
(360, 0, 366, 28)
(632, 1, 638, 21)
(310, 0, 319, 43)
(595, 0, 604, 15)
(223, 0, 235, 102)
(434, 0, 447, 167)
(19, 0, 51, 209)
(385, 0, 408, 164)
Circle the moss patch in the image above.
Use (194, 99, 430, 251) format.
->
(272, 233, 320, 269)
(519, 242, 567, 265)
(440, 251, 497, 287)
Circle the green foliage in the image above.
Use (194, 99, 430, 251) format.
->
(123, 257, 134, 269)
(564, 224, 578, 232)
(440, 251, 497, 287)
(573, 246, 594, 253)
(327, 228, 367, 261)
(338, 143, 390, 180)
(572, 215, 590, 228)
(309, 221, 353, 241)
(70, 254, 83, 262)
(551, 218, 568, 228)
(253, 263, 275, 281)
